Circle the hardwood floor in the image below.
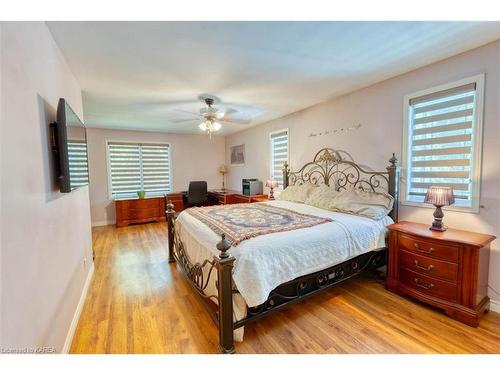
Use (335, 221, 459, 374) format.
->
(70, 222, 500, 354)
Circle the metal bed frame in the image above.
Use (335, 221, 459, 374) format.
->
(166, 148, 399, 353)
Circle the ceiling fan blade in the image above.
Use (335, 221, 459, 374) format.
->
(169, 118, 198, 124)
(219, 117, 251, 124)
(223, 108, 238, 116)
(173, 108, 201, 116)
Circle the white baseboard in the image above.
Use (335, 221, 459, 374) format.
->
(91, 219, 115, 227)
(489, 299, 500, 313)
(62, 263, 95, 353)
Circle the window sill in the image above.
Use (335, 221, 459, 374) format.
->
(400, 200, 479, 214)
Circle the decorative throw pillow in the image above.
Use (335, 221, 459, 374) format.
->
(304, 184, 339, 210)
(331, 189, 394, 220)
(276, 182, 317, 203)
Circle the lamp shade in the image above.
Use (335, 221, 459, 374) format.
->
(219, 164, 228, 173)
(266, 180, 278, 188)
(424, 186, 455, 207)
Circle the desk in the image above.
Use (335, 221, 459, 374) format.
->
(165, 190, 268, 213)
(233, 194, 268, 203)
(166, 192, 185, 212)
(209, 190, 239, 205)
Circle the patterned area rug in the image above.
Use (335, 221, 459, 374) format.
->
(185, 203, 332, 246)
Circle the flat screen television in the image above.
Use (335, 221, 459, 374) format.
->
(50, 98, 89, 193)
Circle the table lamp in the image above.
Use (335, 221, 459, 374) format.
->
(266, 180, 278, 200)
(424, 186, 455, 232)
(219, 164, 228, 191)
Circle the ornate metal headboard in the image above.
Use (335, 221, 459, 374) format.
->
(282, 148, 400, 221)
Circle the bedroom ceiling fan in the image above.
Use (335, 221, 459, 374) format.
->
(168, 94, 254, 138)
(198, 96, 224, 137)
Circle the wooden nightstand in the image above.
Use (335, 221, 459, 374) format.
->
(386, 221, 496, 327)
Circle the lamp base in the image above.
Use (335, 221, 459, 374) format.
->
(268, 187, 275, 200)
(221, 173, 226, 191)
(429, 224, 447, 232)
(429, 205, 447, 232)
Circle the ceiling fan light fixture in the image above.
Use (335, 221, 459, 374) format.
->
(199, 119, 221, 137)
(199, 120, 209, 131)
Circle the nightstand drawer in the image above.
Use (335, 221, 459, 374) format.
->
(399, 267, 457, 303)
(399, 249, 458, 283)
(399, 234, 459, 262)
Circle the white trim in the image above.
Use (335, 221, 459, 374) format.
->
(105, 138, 113, 200)
(91, 219, 115, 227)
(62, 263, 95, 354)
(105, 139, 173, 200)
(489, 299, 500, 313)
(400, 74, 485, 214)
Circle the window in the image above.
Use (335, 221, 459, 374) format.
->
(107, 141, 171, 198)
(402, 75, 484, 212)
(68, 140, 89, 189)
(270, 129, 289, 188)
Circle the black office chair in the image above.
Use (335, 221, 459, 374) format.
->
(187, 181, 208, 207)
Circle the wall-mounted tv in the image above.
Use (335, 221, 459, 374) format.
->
(50, 98, 89, 193)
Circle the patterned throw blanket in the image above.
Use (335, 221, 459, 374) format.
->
(185, 203, 332, 246)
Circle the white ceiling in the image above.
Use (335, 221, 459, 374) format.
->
(47, 21, 500, 135)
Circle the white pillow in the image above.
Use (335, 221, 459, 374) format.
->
(276, 183, 317, 203)
(304, 185, 339, 210)
(331, 189, 394, 220)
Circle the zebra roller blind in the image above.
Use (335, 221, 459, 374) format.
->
(405, 80, 482, 210)
(270, 129, 289, 188)
(68, 140, 89, 189)
(108, 142, 171, 198)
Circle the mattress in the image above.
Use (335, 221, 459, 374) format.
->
(174, 200, 393, 340)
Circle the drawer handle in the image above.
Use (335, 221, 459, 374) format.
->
(414, 243, 434, 254)
(414, 278, 434, 290)
(414, 260, 434, 271)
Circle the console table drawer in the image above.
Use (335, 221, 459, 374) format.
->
(399, 249, 458, 283)
(124, 207, 160, 220)
(399, 234, 459, 262)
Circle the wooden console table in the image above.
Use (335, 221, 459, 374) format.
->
(115, 196, 166, 227)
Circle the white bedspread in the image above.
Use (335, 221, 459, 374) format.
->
(175, 200, 392, 308)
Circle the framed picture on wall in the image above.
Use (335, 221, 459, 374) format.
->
(230, 144, 245, 166)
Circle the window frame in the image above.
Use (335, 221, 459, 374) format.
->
(401, 74, 485, 213)
(105, 139, 173, 200)
(269, 128, 289, 189)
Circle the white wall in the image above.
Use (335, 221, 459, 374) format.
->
(225, 40, 500, 303)
(86, 128, 225, 226)
(0, 22, 93, 352)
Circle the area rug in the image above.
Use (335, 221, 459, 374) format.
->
(185, 203, 332, 246)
